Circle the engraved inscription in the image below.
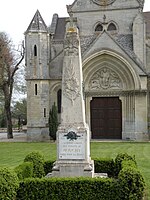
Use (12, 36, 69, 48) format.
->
(59, 132, 85, 160)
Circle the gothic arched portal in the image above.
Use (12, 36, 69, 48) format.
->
(83, 51, 141, 140)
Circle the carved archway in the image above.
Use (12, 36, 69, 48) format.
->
(83, 50, 141, 139)
(50, 82, 62, 112)
(83, 50, 141, 91)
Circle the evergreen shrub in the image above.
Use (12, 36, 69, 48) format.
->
(14, 162, 33, 180)
(44, 160, 55, 175)
(16, 153, 145, 200)
(118, 167, 145, 200)
(49, 102, 59, 141)
(115, 153, 136, 175)
(121, 159, 137, 169)
(94, 158, 115, 177)
(16, 177, 120, 200)
(24, 151, 45, 178)
(0, 167, 19, 200)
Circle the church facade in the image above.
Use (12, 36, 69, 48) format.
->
(25, 0, 150, 141)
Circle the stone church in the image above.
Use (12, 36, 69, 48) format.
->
(25, 0, 150, 141)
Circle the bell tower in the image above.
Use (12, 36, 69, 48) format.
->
(25, 10, 50, 141)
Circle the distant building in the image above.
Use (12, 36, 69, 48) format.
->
(25, 0, 150, 141)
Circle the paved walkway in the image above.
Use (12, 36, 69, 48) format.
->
(0, 132, 149, 142)
(0, 131, 27, 142)
(0, 132, 121, 142)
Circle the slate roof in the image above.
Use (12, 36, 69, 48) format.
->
(26, 10, 48, 33)
(53, 18, 67, 40)
(115, 34, 145, 73)
(80, 32, 145, 73)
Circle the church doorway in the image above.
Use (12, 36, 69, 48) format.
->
(90, 97, 122, 139)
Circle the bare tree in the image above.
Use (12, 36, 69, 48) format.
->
(0, 32, 24, 138)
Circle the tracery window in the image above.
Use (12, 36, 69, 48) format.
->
(107, 23, 117, 31)
(95, 24, 103, 32)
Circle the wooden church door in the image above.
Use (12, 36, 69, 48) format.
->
(90, 97, 122, 139)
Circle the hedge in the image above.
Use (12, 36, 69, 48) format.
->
(24, 151, 45, 178)
(16, 170, 145, 200)
(114, 153, 137, 176)
(0, 152, 144, 200)
(14, 162, 33, 180)
(16, 177, 120, 200)
(94, 158, 115, 177)
(16, 153, 145, 200)
(44, 160, 55, 175)
(0, 167, 19, 200)
(118, 166, 145, 200)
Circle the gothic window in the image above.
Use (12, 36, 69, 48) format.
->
(44, 108, 46, 117)
(35, 84, 37, 95)
(34, 45, 37, 56)
(107, 23, 117, 31)
(95, 24, 103, 32)
(57, 89, 62, 113)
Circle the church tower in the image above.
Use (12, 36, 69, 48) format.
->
(25, 10, 50, 141)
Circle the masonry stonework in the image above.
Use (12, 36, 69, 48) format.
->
(25, 0, 150, 141)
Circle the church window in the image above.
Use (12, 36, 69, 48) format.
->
(44, 108, 46, 117)
(57, 89, 62, 113)
(34, 45, 37, 56)
(107, 23, 117, 31)
(95, 24, 103, 32)
(35, 84, 38, 95)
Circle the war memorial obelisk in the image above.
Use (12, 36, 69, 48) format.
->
(52, 14, 94, 177)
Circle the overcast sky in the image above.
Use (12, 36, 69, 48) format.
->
(0, 0, 150, 45)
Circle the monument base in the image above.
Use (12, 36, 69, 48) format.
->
(52, 159, 94, 177)
(52, 124, 94, 177)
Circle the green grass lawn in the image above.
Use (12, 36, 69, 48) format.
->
(0, 142, 149, 199)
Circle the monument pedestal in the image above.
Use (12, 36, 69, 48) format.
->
(52, 160, 94, 177)
(52, 125, 94, 177)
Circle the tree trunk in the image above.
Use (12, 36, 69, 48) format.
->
(0, 32, 25, 139)
(3, 83, 13, 139)
(5, 105, 13, 139)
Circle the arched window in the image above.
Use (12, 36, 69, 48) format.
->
(34, 45, 37, 56)
(95, 24, 103, 32)
(57, 89, 62, 113)
(107, 23, 117, 31)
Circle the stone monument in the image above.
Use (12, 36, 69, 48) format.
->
(52, 14, 94, 177)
